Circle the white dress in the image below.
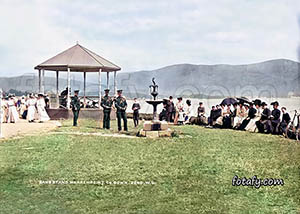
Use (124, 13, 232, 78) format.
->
(177, 102, 185, 123)
(37, 98, 50, 122)
(216, 108, 228, 126)
(1, 99, 7, 123)
(245, 107, 262, 132)
(7, 99, 19, 122)
(233, 106, 246, 128)
(20, 98, 26, 116)
(26, 98, 37, 121)
(184, 105, 192, 122)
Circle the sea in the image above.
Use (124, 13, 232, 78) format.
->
(126, 97, 300, 118)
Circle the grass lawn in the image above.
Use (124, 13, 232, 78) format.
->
(0, 119, 299, 214)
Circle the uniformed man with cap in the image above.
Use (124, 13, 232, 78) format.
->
(115, 89, 128, 131)
(101, 89, 113, 129)
(70, 90, 81, 126)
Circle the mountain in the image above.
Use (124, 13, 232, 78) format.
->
(116, 59, 300, 98)
(0, 59, 299, 98)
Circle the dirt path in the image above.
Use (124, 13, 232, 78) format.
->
(49, 132, 137, 139)
(0, 120, 61, 139)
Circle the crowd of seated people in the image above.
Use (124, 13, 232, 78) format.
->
(159, 96, 297, 138)
(206, 99, 293, 136)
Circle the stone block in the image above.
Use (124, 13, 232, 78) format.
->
(145, 131, 159, 138)
(139, 129, 146, 137)
(158, 129, 172, 137)
(160, 121, 168, 130)
(143, 121, 152, 131)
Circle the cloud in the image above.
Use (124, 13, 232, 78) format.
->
(0, 0, 300, 77)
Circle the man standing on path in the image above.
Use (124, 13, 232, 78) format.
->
(101, 89, 113, 129)
(115, 89, 128, 132)
(71, 90, 81, 126)
(132, 98, 141, 127)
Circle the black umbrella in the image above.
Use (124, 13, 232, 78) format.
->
(220, 97, 237, 106)
(237, 97, 251, 104)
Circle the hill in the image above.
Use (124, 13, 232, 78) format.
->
(116, 59, 300, 98)
(0, 59, 299, 98)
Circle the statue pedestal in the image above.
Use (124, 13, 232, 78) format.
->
(139, 121, 173, 138)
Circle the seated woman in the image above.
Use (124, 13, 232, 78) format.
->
(215, 104, 229, 128)
(184, 100, 192, 124)
(245, 99, 262, 132)
(197, 102, 207, 125)
(279, 107, 291, 135)
(233, 102, 246, 129)
(239, 102, 257, 130)
(222, 104, 233, 128)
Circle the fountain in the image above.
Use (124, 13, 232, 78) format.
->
(146, 78, 163, 122)
(139, 78, 173, 138)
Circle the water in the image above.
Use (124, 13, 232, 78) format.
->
(126, 97, 300, 117)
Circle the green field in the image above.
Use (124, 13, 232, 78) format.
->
(0, 119, 299, 214)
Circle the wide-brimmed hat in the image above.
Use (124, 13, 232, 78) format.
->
(104, 89, 110, 92)
(253, 99, 262, 106)
(117, 89, 123, 93)
(271, 101, 279, 106)
(261, 102, 267, 106)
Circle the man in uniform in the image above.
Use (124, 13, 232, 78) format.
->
(101, 89, 113, 129)
(70, 90, 81, 126)
(115, 89, 128, 131)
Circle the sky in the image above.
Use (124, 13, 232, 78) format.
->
(0, 0, 300, 77)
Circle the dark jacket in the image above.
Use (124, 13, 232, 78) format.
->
(282, 112, 291, 124)
(271, 109, 281, 123)
(261, 108, 271, 121)
(248, 107, 257, 119)
(132, 103, 141, 113)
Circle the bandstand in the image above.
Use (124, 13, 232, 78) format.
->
(34, 43, 121, 119)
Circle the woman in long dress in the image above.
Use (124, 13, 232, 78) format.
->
(19, 96, 27, 117)
(233, 103, 246, 128)
(245, 103, 262, 132)
(37, 94, 50, 122)
(184, 100, 192, 124)
(174, 97, 184, 124)
(1, 97, 8, 123)
(216, 104, 228, 126)
(26, 94, 37, 122)
(7, 95, 19, 123)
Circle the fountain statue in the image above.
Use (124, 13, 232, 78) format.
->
(146, 78, 163, 121)
(139, 78, 172, 137)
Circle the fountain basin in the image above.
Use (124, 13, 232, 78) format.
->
(145, 100, 164, 105)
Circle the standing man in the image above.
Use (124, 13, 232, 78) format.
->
(101, 89, 113, 129)
(167, 96, 175, 122)
(132, 98, 141, 127)
(70, 90, 81, 126)
(115, 89, 128, 131)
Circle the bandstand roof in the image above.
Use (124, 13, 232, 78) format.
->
(34, 43, 121, 72)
